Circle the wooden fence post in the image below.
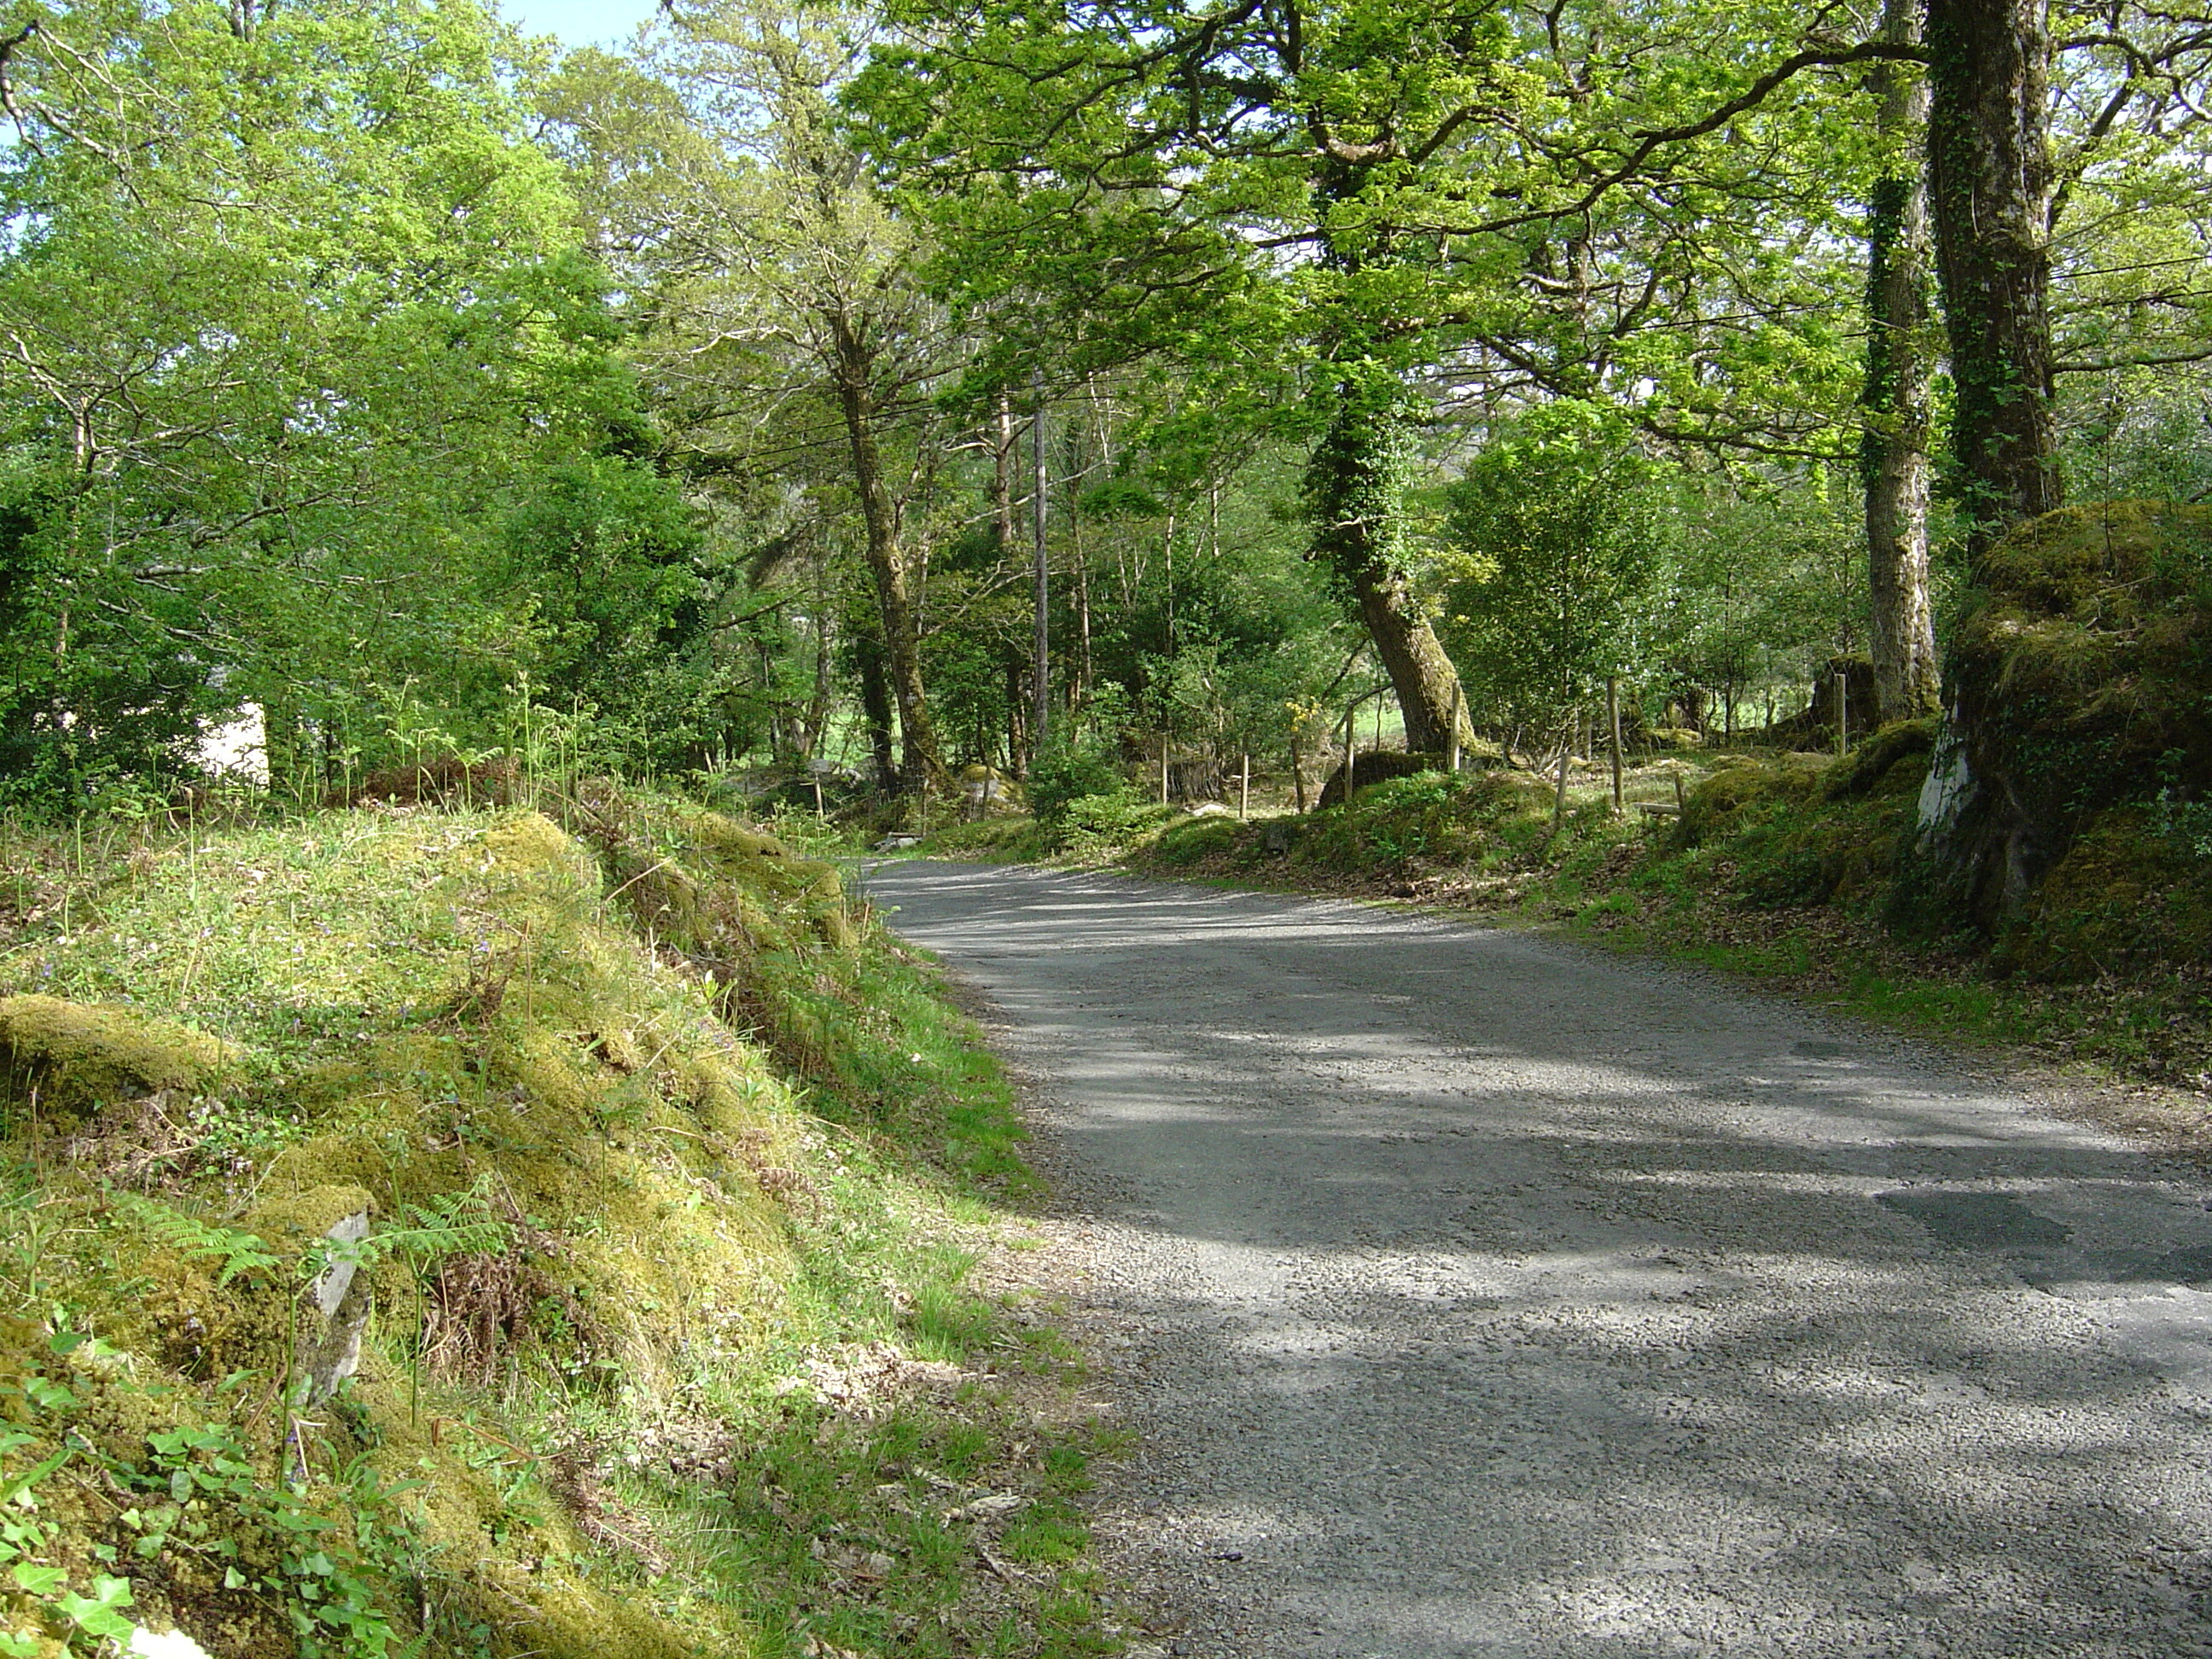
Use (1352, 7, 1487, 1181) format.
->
(1552, 711, 1575, 833)
(1606, 676, 1623, 817)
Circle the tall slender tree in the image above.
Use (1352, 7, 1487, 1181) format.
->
(555, 0, 952, 791)
(1861, 0, 1942, 724)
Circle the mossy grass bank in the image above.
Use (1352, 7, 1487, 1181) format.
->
(0, 783, 1120, 1658)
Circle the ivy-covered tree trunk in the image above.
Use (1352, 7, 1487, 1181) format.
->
(1918, 0, 2066, 924)
(1304, 375, 1471, 756)
(1304, 154, 1472, 760)
(830, 315, 943, 795)
(1926, 0, 2061, 552)
(1860, 0, 1941, 725)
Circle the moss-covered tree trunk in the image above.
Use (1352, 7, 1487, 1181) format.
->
(1304, 155, 1473, 759)
(1918, 0, 2068, 924)
(1861, 0, 1942, 725)
(830, 315, 943, 795)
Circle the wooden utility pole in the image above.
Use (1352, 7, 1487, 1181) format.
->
(1031, 370, 1051, 758)
(1607, 676, 1624, 816)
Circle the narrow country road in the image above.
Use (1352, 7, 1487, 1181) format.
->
(864, 860, 2212, 1659)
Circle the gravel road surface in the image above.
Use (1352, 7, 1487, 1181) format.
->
(864, 859, 2212, 1658)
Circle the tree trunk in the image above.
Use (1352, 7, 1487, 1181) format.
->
(992, 388, 1017, 563)
(1074, 518, 1092, 703)
(1607, 675, 1623, 816)
(1919, 0, 2067, 924)
(854, 632, 897, 793)
(1030, 373, 1051, 760)
(1306, 379, 1474, 755)
(1926, 0, 2061, 556)
(803, 604, 834, 761)
(1305, 151, 1473, 760)
(1862, 0, 1942, 724)
(830, 314, 941, 793)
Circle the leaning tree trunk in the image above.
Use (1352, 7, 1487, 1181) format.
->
(1860, 0, 1942, 725)
(1305, 370, 1474, 755)
(1918, 0, 2064, 925)
(1305, 153, 1474, 759)
(830, 314, 943, 795)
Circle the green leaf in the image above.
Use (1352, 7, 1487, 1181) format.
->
(56, 1573, 137, 1639)
(0, 1447, 72, 1507)
(21, 1379, 75, 1413)
(9, 1562, 64, 1595)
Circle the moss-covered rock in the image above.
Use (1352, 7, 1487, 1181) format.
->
(1936, 501, 2212, 926)
(2005, 806, 2212, 979)
(1316, 749, 1450, 810)
(0, 995, 236, 1121)
(1674, 754, 1829, 848)
(1824, 719, 1938, 800)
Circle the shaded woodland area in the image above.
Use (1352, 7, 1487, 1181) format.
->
(3, 0, 2210, 930)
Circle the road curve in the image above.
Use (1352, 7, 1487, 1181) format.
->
(864, 859, 2212, 1659)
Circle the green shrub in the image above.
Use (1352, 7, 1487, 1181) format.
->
(1027, 740, 1126, 830)
(1053, 791, 1173, 859)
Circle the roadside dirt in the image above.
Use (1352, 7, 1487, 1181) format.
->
(869, 859, 2212, 1659)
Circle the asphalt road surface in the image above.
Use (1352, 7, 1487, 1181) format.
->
(864, 859, 2212, 1659)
